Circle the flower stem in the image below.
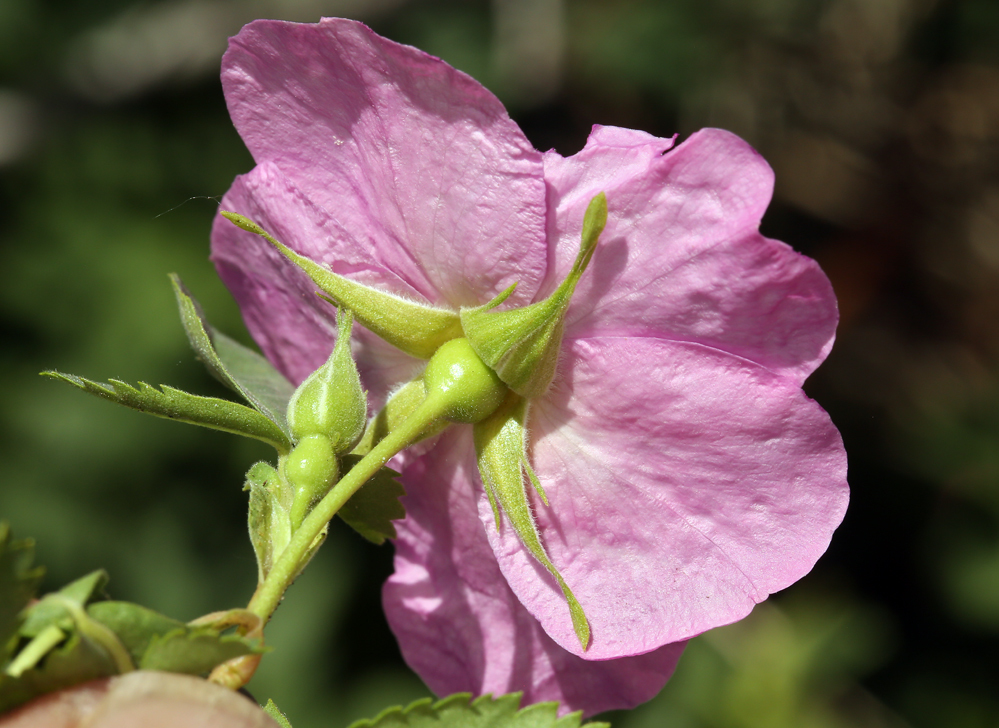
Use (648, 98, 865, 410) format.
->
(247, 395, 449, 624)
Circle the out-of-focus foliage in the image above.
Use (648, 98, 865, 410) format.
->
(4, 0, 999, 727)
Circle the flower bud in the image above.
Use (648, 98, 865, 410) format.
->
(460, 192, 607, 398)
(286, 309, 367, 453)
(422, 338, 508, 424)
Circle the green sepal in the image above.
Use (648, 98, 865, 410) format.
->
(171, 274, 295, 436)
(461, 193, 607, 398)
(346, 691, 608, 728)
(246, 461, 327, 585)
(139, 627, 264, 674)
(337, 455, 406, 545)
(222, 212, 464, 359)
(42, 372, 293, 454)
(473, 396, 590, 650)
(264, 698, 294, 728)
(0, 524, 44, 663)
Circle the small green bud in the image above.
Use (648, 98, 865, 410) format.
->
(422, 338, 509, 424)
(460, 192, 607, 398)
(284, 434, 338, 529)
(286, 309, 367, 453)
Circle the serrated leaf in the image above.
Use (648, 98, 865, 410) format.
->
(86, 601, 185, 667)
(0, 524, 44, 662)
(171, 274, 295, 434)
(264, 698, 294, 728)
(337, 455, 406, 545)
(42, 372, 292, 454)
(0, 626, 118, 713)
(245, 462, 293, 583)
(346, 692, 609, 728)
(140, 627, 264, 674)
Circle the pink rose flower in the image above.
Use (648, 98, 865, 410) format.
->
(211, 18, 848, 716)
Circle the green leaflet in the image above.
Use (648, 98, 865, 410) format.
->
(170, 274, 295, 435)
(19, 570, 109, 638)
(346, 692, 609, 728)
(85, 601, 186, 667)
(42, 372, 292, 454)
(2, 570, 127, 711)
(473, 396, 590, 650)
(337, 455, 406, 545)
(221, 211, 463, 359)
(139, 628, 263, 674)
(0, 624, 118, 713)
(0, 559, 266, 713)
(0, 524, 44, 663)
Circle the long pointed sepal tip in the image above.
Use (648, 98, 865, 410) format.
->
(220, 210, 266, 236)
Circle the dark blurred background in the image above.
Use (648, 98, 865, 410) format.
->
(3, 0, 999, 726)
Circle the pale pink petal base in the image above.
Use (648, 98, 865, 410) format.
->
(384, 429, 686, 718)
(483, 336, 848, 658)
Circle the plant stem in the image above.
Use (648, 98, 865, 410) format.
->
(247, 395, 448, 624)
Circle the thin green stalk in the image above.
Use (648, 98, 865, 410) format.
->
(247, 396, 448, 623)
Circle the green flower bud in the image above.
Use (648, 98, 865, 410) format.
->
(460, 192, 607, 398)
(422, 338, 509, 424)
(286, 309, 367, 453)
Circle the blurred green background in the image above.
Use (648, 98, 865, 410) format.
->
(3, 0, 999, 726)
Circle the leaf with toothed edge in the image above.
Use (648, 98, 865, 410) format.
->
(346, 692, 610, 728)
(41, 372, 292, 453)
(337, 455, 406, 545)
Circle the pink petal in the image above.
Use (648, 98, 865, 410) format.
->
(482, 336, 848, 659)
(384, 429, 686, 717)
(219, 18, 547, 310)
(543, 126, 838, 385)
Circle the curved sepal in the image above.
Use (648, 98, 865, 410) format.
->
(472, 395, 590, 649)
(461, 194, 606, 398)
(221, 212, 463, 359)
